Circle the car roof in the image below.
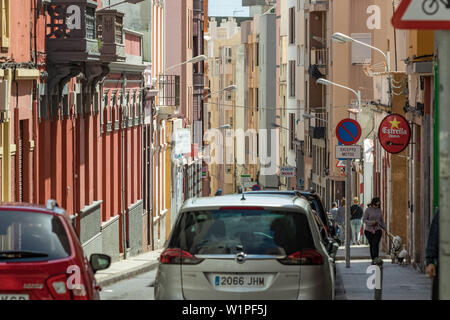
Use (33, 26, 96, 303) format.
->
(181, 193, 310, 212)
(0, 202, 67, 217)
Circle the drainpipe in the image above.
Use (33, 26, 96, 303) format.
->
(433, 60, 439, 214)
(121, 74, 127, 260)
(2, 69, 12, 202)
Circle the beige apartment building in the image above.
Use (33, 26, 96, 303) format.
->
(205, 18, 241, 195)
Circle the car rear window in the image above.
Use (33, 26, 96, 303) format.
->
(0, 210, 71, 262)
(170, 209, 315, 256)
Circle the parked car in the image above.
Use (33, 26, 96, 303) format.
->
(0, 200, 111, 300)
(155, 194, 335, 300)
(242, 190, 339, 274)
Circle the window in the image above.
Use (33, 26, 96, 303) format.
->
(351, 33, 372, 65)
(170, 209, 315, 255)
(297, 45, 304, 66)
(0, 211, 71, 262)
(289, 113, 295, 150)
(255, 43, 259, 67)
(289, 60, 296, 97)
(1, 0, 10, 50)
(289, 7, 295, 44)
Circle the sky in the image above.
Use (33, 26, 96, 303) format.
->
(208, 0, 250, 17)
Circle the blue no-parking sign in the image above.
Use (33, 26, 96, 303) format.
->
(336, 119, 361, 146)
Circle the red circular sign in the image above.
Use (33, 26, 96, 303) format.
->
(378, 114, 411, 154)
(336, 119, 362, 146)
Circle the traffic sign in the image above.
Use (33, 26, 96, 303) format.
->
(336, 145, 362, 159)
(392, 0, 450, 29)
(336, 119, 362, 146)
(378, 114, 411, 154)
(252, 184, 261, 191)
(336, 160, 346, 168)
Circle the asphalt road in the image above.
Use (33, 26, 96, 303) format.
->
(100, 269, 157, 300)
(100, 267, 345, 300)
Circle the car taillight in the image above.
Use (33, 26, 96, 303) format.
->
(46, 274, 71, 300)
(159, 248, 203, 265)
(278, 249, 324, 265)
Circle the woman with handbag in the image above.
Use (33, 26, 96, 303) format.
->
(363, 197, 386, 264)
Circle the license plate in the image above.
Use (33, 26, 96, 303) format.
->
(0, 294, 30, 300)
(214, 275, 266, 288)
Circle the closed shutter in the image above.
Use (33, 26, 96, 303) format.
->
(351, 33, 372, 64)
(17, 120, 23, 202)
(289, 113, 295, 150)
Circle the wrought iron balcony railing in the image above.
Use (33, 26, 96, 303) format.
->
(157, 75, 180, 107)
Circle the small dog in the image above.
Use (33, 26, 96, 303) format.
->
(397, 245, 409, 266)
(390, 235, 403, 264)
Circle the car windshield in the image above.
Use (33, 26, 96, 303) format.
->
(171, 209, 315, 256)
(0, 211, 71, 262)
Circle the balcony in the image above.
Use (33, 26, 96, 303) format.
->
(46, 0, 101, 63)
(309, 126, 326, 140)
(96, 10, 126, 62)
(156, 75, 180, 116)
(193, 0, 204, 13)
(307, 0, 328, 12)
(310, 48, 328, 75)
(193, 73, 204, 88)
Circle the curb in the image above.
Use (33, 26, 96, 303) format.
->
(96, 261, 159, 288)
(336, 255, 390, 261)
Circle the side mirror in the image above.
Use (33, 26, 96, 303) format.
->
(90, 254, 111, 273)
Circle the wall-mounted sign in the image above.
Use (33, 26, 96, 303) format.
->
(378, 114, 411, 154)
(336, 145, 362, 159)
(174, 129, 192, 155)
(279, 166, 296, 177)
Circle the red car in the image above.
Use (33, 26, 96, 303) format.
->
(0, 200, 111, 300)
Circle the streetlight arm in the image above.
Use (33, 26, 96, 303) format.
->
(97, 0, 145, 12)
(321, 79, 359, 100)
(350, 37, 387, 60)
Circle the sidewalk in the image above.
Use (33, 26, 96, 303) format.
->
(335, 245, 432, 300)
(95, 249, 163, 288)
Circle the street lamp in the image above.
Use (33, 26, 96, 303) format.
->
(331, 32, 390, 73)
(316, 78, 361, 120)
(317, 77, 362, 269)
(163, 55, 207, 73)
(303, 113, 329, 123)
(97, 0, 145, 12)
(203, 85, 237, 100)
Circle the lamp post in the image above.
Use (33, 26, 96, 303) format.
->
(163, 55, 207, 73)
(331, 32, 392, 104)
(331, 32, 390, 74)
(97, 0, 145, 12)
(317, 77, 362, 268)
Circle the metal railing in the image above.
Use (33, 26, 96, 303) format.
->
(157, 75, 180, 107)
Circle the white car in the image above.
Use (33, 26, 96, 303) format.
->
(155, 193, 335, 300)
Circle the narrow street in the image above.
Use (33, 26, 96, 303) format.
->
(100, 270, 157, 300)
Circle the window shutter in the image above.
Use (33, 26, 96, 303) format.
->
(351, 33, 372, 65)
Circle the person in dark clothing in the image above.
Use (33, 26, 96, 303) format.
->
(363, 197, 386, 264)
(426, 209, 439, 300)
(350, 197, 364, 245)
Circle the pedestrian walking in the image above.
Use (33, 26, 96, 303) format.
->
(363, 197, 386, 264)
(336, 198, 346, 243)
(350, 197, 363, 245)
(328, 202, 339, 239)
(425, 208, 439, 300)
